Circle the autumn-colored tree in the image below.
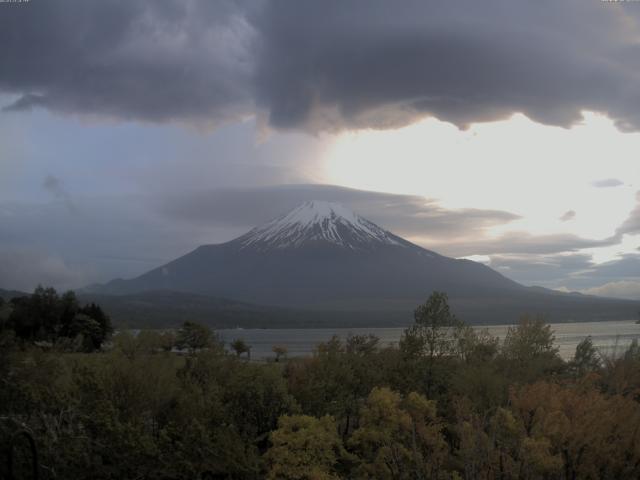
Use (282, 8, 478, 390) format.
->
(510, 381, 640, 479)
(349, 387, 448, 480)
(265, 415, 348, 480)
(488, 407, 522, 479)
(600, 339, 640, 398)
(453, 402, 493, 480)
(518, 436, 562, 479)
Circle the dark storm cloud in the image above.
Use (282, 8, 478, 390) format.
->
(0, 0, 257, 124)
(155, 183, 520, 241)
(4, 1, 640, 131)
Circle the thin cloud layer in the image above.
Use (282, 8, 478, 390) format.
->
(0, 248, 83, 292)
(155, 184, 521, 242)
(156, 184, 629, 260)
(1, 184, 637, 291)
(3, 1, 640, 131)
(582, 280, 640, 300)
(485, 253, 640, 294)
(42, 174, 76, 213)
(486, 253, 594, 286)
(569, 254, 640, 298)
(592, 178, 624, 188)
(426, 231, 619, 258)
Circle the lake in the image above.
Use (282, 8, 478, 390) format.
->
(218, 320, 640, 360)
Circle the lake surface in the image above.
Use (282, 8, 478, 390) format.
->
(218, 320, 640, 360)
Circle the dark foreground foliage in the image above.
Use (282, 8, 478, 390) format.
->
(1, 291, 640, 479)
(1, 286, 112, 352)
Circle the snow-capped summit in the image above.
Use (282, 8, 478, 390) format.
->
(237, 200, 403, 250)
(90, 200, 640, 325)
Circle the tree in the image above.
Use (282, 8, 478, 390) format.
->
(345, 334, 379, 356)
(488, 407, 523, 478)
(407, 291, 463, 360)
(121, 329, 177, 356)
(348, 387, 448, 480)
(68, 313, 104, 352)
(6, 287, 111, 350)
(571, 336, 601, 376)
(0, 296, 11, 333)
(398, 324, 425, 359)
(8, 286, 60, 340)
(501, 314, 561, 380)
(59, 290, 80, 336)
(519, 437, 563, 479)
(502, 315, 557, 360)
(315, 335, 344, 356)
(457, 327, 500, 363)
(230, 338, 251, 359)
(453, 401, 493, 479)
(273, 345, 288, 362)
(400, 292, 464, 394)
(625, 338, 640, 361)
(265, 415, 347, 480)
(78, 302, 113, 342)
(510, 381, 640, 479)
(176, 321, 215, 354)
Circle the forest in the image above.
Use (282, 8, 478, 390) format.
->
(1, 288, 640, 479)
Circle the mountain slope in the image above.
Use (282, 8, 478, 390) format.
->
(0, 288, 29, 301)
(78, 290, 433, 328)
(95, 201, 521, 303)
(89, 201, 640, 324)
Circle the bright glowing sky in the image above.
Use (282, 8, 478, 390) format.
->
(324, 113, 638, 260)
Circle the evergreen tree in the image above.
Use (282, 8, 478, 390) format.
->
(572, 336, 601, 375)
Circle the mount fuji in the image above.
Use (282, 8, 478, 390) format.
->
(88, 201, 640, 325)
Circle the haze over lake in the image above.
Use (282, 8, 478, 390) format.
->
(218, 320, 640, 361)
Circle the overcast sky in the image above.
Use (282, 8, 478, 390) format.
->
(1, 0, 639, 298)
